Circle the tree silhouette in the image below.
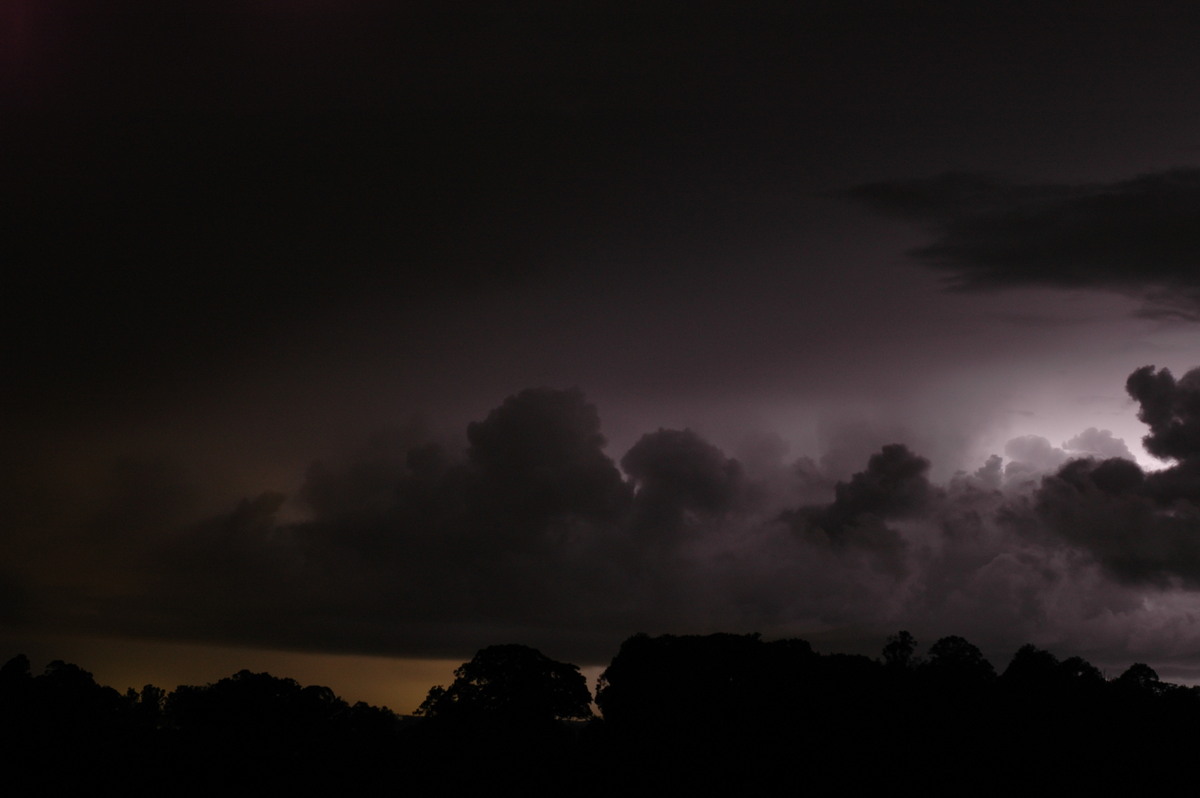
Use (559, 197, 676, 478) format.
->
(0, 653, 31, 683)
(1059, 655, 1105, 687)
(1001, 643, 1060, 690)
(882, 630, 920, 670)
(923, 635, 996, 685)
(416, 644, 592, 726)
(1114, 662, 1162, 695)
(595, 632, 823, 741)
(10, 632, 1200, 794)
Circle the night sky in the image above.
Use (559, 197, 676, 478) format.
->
(5, 1, 1200, 708)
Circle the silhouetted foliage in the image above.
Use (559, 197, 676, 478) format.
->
(882, 630, 920, 670)
(596, 633, 819, 736)
(1059, 655, 1105, 686)
(1115, 662, 1162, 695)
(0, 653, 30, 682)
(923, 635, 996, 686)
(1002, 643, 1060, 688)
(417, 643, 592, 727)
(6, 633, 1200, 794)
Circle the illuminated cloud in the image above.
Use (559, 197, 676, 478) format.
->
(3, 365, 1196, 677)
(8, 3, 1200, 693)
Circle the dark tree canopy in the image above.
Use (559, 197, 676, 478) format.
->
(882, 630, 919, 670)
(416, 644, 592, 725)
(5, 633, 1200, 794)
(923, 635, 996, 685)
(164, 669, 353, 744)
(1002, 644, 1060, 685)
(1115, 662, 1162, 695)
(1059, 655, 1105, 687)
(595, 633, 818, 734)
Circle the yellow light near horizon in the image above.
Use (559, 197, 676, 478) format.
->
(0, 631, 464, 715)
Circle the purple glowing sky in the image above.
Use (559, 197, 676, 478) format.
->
(4, 2, 1200, 705)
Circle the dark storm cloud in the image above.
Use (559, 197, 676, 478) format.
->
(5, 1, 842, 412)
(4, 389, 854, 658)
(1016, 366, 1200, 587)
(1028, 456, 1200, 587)
(20, 1, 1200, 419)
(299, 432, 417, 523)
(466, 387, 630, 526)
(11, 1, 1200, 685)
(848, 170, 1200, 319)
(113, 389, 641, 657)
(1127, 365, 1200, 462)
(780, 444, 934, 577)
(820, 443, 936, 520)
(5, 112, 587, 413)
(11, 374, 1200, 667)
(621, 428, 744, 535)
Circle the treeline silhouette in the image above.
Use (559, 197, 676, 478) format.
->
(3, 633, 1199, 794)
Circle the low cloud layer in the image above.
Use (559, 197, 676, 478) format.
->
(848, 170, 1200, 319)
(5, 368, 1200, 675)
